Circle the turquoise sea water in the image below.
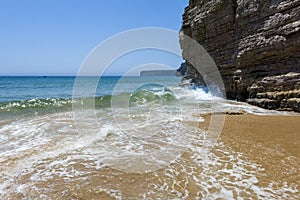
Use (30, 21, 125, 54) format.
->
(0, 76, 182, 118)
(0, 76, 181, 102)
(0, 76, 75, 102)
(0, 76, 185, 102)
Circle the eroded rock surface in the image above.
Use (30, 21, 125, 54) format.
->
(180, 0, 300, 111)
(248, 72, 300, 112)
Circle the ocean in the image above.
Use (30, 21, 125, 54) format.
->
(0, 76, 299, 199)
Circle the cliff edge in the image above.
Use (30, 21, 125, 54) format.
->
(180, 0, 300, 111)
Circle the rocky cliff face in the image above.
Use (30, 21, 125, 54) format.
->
(180, 0, 300, 111)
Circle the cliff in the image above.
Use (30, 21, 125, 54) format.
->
(180, 0, 300, 111)
(140, 70, 176, 76)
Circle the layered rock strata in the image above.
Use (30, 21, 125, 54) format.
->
(180, 0, 300, 111)
(248, 72, 300, 112)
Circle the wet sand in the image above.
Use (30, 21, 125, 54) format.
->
(201, 114, 300, 195)
(2, 114, 300, 199)
(201, 114, 300, 157)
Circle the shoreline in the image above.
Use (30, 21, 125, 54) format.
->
(1, 112, 299, 198)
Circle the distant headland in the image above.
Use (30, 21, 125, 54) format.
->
(140, 70, 177, 76)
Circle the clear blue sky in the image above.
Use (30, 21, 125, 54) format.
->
(0, 0, 188, 76)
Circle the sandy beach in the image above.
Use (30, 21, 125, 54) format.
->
(201, 114, 300, 156)
(1, 112, 299, 199)
(201, 114, 300, 196)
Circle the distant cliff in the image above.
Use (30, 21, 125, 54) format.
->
(140, 70, 177, 76)
(180, 0, 300, 111)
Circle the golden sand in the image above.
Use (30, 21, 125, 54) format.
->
(201, 114, 300, 157)
(201, 114, 300, 192)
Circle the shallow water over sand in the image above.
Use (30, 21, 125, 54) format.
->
(0, 111, 299, 199)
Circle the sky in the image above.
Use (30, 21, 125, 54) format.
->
(0, 0, 189, 76)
